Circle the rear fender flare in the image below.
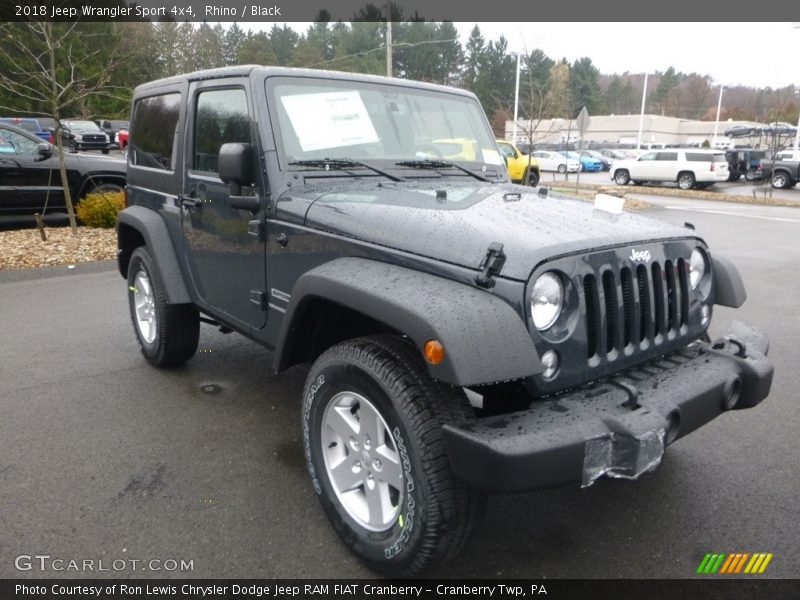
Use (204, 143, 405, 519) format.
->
(117, 206, 191, 304)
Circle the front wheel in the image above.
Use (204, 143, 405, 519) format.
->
(127, 247, 199, 367)
(677, 172, 696, 190)
(302, 336, 485, 576)
(613, 169, 630, 185)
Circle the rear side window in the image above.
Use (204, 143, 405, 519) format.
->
(686, 153, 710, 162)
(656, 152, 678, 161)
(712, 154, 728, 163)
(193, 88, 250, 175)
(131, 93, 181, 171)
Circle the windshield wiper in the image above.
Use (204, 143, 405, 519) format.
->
(395, 159, 491, 182)
(288, 158, 405, 182)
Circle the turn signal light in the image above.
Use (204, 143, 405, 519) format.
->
(423, 340, 445, 365)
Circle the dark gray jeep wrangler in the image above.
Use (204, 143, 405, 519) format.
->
(117, 66, 773, 576)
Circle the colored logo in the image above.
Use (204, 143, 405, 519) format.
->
(696, 552, 773, 574)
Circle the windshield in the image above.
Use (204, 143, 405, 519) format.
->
(268, 77, 500, 168)
(66, 120, 101, 131)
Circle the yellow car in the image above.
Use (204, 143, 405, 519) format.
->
(496, 139, 540, 186)
(430, 137, 478, 161)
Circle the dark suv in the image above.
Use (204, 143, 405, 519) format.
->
(0, 122, 125, 224)
(117, 66, 774, 576)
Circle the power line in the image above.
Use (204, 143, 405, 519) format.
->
(304, 38, 458, 69)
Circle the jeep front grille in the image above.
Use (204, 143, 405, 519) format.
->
(583, 259, 689, 360)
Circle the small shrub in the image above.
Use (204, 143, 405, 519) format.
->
(76, 189, 125, 228)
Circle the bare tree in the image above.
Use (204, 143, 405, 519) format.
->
(0, 22, 128, 232)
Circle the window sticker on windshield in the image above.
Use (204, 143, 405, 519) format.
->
(281, 91, 379, 152)
(482, 149, 503, 165)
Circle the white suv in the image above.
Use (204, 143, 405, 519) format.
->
(610, 149, 729, 190)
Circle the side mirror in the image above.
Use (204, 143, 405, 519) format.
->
(218, 142, 260, 212)
(218, 142, 253, 195)
(36, 143, 52, 161)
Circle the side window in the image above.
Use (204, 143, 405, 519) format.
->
(657, 152, 678, 161)
(131, 93, 181, 171)
(639, 152, 657, 161)
(0, 129, 38, 155)
(193, 88, 250, 175)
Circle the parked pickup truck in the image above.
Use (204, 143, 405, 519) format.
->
(117, 66, 774, 576)
(757, 155, 800, 189)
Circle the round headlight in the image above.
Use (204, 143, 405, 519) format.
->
(689, 248, 706, 289)
(531, 272, 564, 331)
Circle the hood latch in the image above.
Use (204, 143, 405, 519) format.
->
(475, 242, 506, 289)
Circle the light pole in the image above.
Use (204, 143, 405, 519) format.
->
(712, 84, 724, 148)
(512, 52, 521, 143)
(636, 73, 648, 150)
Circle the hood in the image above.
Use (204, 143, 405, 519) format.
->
(278, 181, 693, 281)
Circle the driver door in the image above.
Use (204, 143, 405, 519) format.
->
(181, 81, 267, 329)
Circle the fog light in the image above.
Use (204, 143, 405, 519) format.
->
(700, 304, 711, 326)
(541, 350, 559, 380)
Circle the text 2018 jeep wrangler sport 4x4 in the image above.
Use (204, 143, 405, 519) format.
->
(117, 66, 773, 576)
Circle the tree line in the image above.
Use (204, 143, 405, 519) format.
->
(0, 19, 797, 134)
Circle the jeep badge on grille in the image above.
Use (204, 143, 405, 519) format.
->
(630, 248, 651, 263)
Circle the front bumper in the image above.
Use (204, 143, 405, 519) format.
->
(443, 322, 773, 493)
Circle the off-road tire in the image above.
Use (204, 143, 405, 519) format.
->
(127, 246, 199, 367)
(302, 335, 486, 576)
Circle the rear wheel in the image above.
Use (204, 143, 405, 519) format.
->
(745, 169, 758, 182)
(525, 168, 539, 187)
(613, 169, 630, 185)
(127, 247, 199, 367)
(771, 172, 791, 189)
(677, 172, 696, 190)
(557, 164, 567, 174)
(302, 335, 485, 576)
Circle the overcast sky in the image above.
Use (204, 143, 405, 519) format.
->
(248, 22, 798, 89)
(465, 22, 798, 89)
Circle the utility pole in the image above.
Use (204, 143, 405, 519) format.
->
(385, 2, 392, 78)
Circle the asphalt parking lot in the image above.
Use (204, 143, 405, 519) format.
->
(1, 198, 798, 579)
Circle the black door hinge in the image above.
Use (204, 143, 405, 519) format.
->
(248, 219, 265, 241)
(249, 290, 267, 310)
(475, 242, 506, 289)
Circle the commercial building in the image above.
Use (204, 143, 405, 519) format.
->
(505, 114, 767, 148)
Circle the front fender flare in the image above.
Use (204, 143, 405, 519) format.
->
(274, 258, 541, 386)
(712, 254, 747, 308)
